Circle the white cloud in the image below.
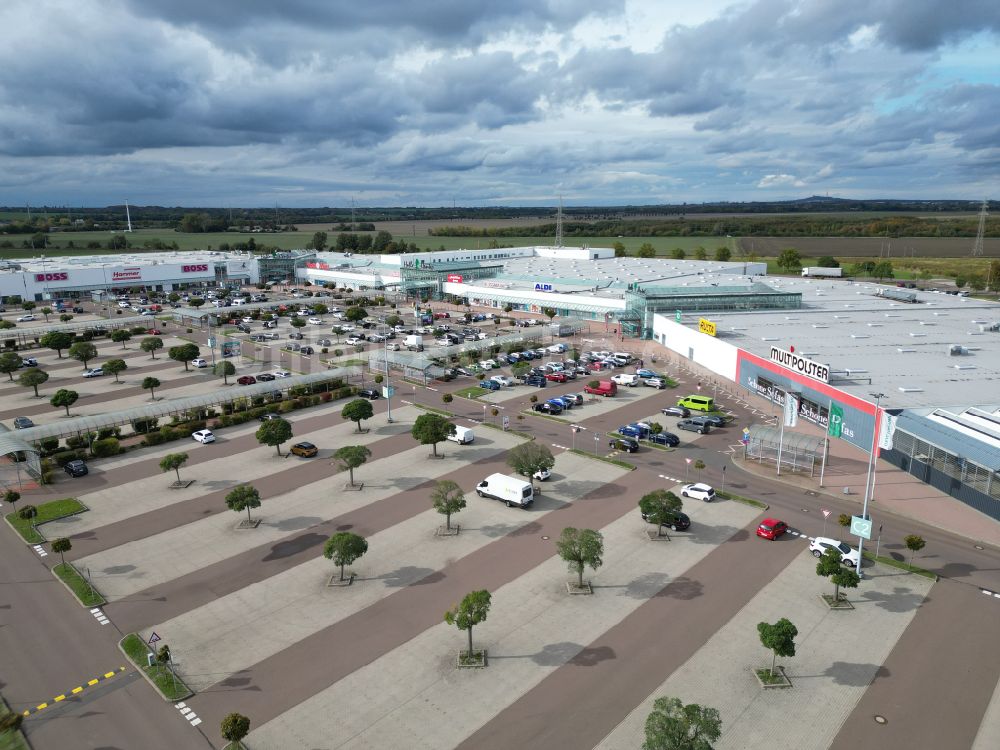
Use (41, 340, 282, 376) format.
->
(757, 174, 806, 188)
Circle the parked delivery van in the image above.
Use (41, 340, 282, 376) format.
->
(447, 426, 475, 444)
(677, 395, 715, 412)
(476, 473, 534, 508)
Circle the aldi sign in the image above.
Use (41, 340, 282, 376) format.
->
(534, 283, 554, 292)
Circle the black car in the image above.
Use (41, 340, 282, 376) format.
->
(690, 414, 726, 428)
(257, 373, 276, 381)
(524, 376, 547, 388)
(677, 419, 710, 434)
(13, 416, 34, 429)
(72, 306, 84, 313)
(237, 325, 252, 333)
(533, 402, 562, 415)
(288, 332, 304, 340)
(641, 508, 691, 531)
(64, 459, 89, 477)
(300, 346, 315, 355)
(609, 436, 639, 453)
(661, 406, 690, 418)
(647, 431, 680, 447)
(358, 388, 380, 400)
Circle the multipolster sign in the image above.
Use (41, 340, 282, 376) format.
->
(768, 346, 829, 383)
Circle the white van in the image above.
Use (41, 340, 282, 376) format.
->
(231, 298, 246, 306)
(546, 343, 567, 354)
(612, 351, 633, 364)
(476, 473, 534, 507)
(447, 426, 475, 444)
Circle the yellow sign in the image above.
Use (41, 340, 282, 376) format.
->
(699, 318, 717, 336)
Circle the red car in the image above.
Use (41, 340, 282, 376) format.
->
(237, 375, 257, 386)
(545, 371, 568, 383)
(146, 328, 162, 335)
(756, 518, 789, 540)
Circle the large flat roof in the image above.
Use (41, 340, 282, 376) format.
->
(700, 277, 1000, 410)
(0, 250, 255, 273)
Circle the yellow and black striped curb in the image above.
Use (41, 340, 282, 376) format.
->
(22, 667, 127, 716)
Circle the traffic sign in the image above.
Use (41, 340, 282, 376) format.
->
(502, 416, 510, 431)
(147, 632, 161, 645)
(207, 337, 216, 348)
(382, 386, 395, 398)
(821, 509, 831, 518)
(850, 515, 873, 540)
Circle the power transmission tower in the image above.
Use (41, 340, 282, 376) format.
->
(555, 195, 563, 248)
(971, 199, 987, 257)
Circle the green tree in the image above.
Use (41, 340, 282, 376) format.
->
(323, 532, 368, 582)
(256, 417, 293, 456)
(333, 445, 372, 487)
(19, 368, 49, 397)
(506, 442, 555, 489)
(556, 527, 604, 589)
(142, 376, 161, 399)
(816, 547, 859, 602)
(776, 248, 802, 272)
(290, 316, 306, 329)
(168, 343, 201, 371)
(312, 303, 329, 316)
(345, 306, 368, 322)
(214, 360, 236, 384)
(757, 618, 797, 678)
(188, 297, 205, 308)
(18, 504, 38, 532)
(411, 413, 455, 457)
(431, 479, 466, 531)
(111, 329, 132, 348)
(341, 398, 374, 433)
(643, 696, 722, 750)
(69, 341, 98, 369)
(141, 336, 164, 359)
(51, 537, 72, 568)
(638, 243, 656, 258)
(59, 314, 73, 323)
(50, 388, 79, 417)
(0, 320, 15, 330)
(670, 247, 686, 260)
(904, 534, 926, 566)
(817, 255, 840, 268)
(694, 246, 708, 260)
(225, 484, 262, 524)
(310, 231, 328, 252)
(3, 490, 20, 514)
(104, 358, 127, 382)
(160, 452, 189, 484)
(714, 246, 732, 262)
(872, 260, 894, 280)
(837, 513, 851, 528)
(444, 589, 491, 659)
(40, 331, 73, 358)
(511, 361, 531, 379)
(638, 490, 684, 537)
(220, 712, 251, 746)
(0, 351, 22, 381)
(612, 241, 626, 257)
(21, 301, 36, 312)
(40, 306, 52, 321)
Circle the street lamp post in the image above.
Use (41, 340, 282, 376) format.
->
(856, 392, 885, 577)
(381, 325, 393, 423)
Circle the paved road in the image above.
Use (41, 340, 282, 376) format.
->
(829, 579, 1000, 750)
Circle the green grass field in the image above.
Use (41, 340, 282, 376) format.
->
(5, 498, 87, 544)
(120, 634, 192, 701)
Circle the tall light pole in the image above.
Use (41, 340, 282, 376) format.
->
(380, 324, 393, 423)
(856, 392, 885, 577)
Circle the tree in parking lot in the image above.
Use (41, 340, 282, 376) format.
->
(411, 413, 455, 457)
(557, 527, 604, 589)
(19, 368, 49, 397)
(168, 343, 201, 371)
(0, 351, 21, 381)
(333, 445, 371, 487)
(757, 618, 797, 679)
(142, 376, 161, 400)
(385, 314, 402, 328)
(341, 398, 374, 433)
(312, 303, 328, 316)
(837, 513, 851, 528)
(444, 589, 491, 660)
(188, 297, 205, 308)
(50, 388, 79, 417)
(344, 306, 368, 322)
(214, 360, 236, 384)
(18, 504, 38, 532)
(815, 547, 859, 603)
(639, 490, 683, 538)
(225, 484, 262, 525)
(21, 301, 35, 312)
(290, 316, 306, 329)
(542, 307, 556, 321)
(40, 306, 52, 321)
(51, 537, 71, 569)
(511, 361, 531, 379)
(506, 442, 555, 489)
(643, 696, 722, 750)
(904, 534, 926, 566)
(141, 336, 164, 359)
(68, 341, 98, 369)
(103, 358, 127, 383)
(220, 712, 251, 747)
(324, 531, 368, 582)
(331, 326, 344, 343)
(256, 417, 293, 456)
(159, 452, 189, 485)
(40, 331, 73, 358)
(431, 479, 466, 531)
(59, 314, 73, 323)
(3, 490, 19, 514)
(111, 329, 132, 348)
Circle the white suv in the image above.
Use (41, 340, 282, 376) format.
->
(809, 537, 860, 566)
(680, 483, 715, 502)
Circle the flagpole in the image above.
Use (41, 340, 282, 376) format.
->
(819, 399, 832, 487)
(776, 389, 786, 476)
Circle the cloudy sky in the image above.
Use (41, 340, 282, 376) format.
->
(1, 0, 997, 207)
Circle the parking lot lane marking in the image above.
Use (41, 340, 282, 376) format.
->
(190, 718, 202, 727)
(53, 695, 65, 702)
(87, 679, 99, 686)
(36, 703, 47, 711)
(71, 687, 83, 694)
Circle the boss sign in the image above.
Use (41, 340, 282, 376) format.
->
(182, 264, 210, 273)
(35, 272, 69, 282)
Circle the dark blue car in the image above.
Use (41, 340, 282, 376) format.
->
(648, 431, 680, 447)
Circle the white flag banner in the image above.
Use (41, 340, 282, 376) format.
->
(783, 393, 798, 428)
(879, 412, 897, 451)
